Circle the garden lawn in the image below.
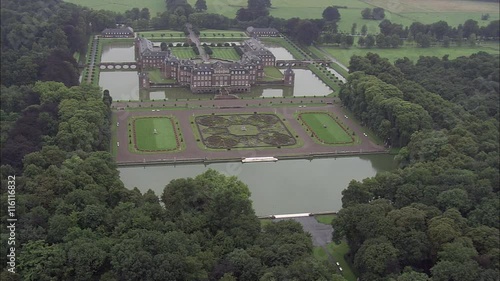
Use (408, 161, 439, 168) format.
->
(199, 30, 248, 38)
(171, 47, 198, 59)
(262, 66, 284, 81)
(137, 30, 185, 39)
(315, 214, 336, 225)
(322, 42, 500, 66)
(301, 113, 352, 144)
(134, 117, 178, 151)
(211, 47, 241, 61)
(148, 69, 176, 83)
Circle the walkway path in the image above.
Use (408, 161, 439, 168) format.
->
(113, 97, 386, 165)
(186, 23, 209, 62)
(86, 35, 99, 84)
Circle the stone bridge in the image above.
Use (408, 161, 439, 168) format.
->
(99, 62, 138, 70)
(276, 60, 331, 68)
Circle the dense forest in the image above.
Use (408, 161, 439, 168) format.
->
(335, 52, 499, 280)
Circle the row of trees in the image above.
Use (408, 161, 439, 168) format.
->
(334, 52, 499, 280)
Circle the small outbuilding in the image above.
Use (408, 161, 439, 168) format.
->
(246, 26, 279, 37)
(101, 26, 134, 38)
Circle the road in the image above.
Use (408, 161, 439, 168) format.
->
(186, 23, 209, 62)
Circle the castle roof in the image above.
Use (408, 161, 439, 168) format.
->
(246, 26, 278, 34)
(102, 27, 134, 34)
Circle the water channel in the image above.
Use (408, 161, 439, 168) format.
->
(119, 155, 397, 216)
(101, 42, 135, 62)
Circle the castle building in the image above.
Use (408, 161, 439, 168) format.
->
(101, 27, 134, 38)
(134, 36, 292, 93)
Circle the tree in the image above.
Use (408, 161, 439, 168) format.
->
(468, 33, 477, 46)
(351, 23, 357, 35)
(361, 24, 368, 35)
(415, 32, 431, 47)
(195, 0, 207, 12)
(322, 6, 341, 21)
(295, 20, 320, 45)
(365, 34, 375, 48)
(361, 8, 372, 19)
(354, 237, 400, 278)
(140, 8, 150, 20)
(372, 7, 385, 20)
(443, 36, 450, 47)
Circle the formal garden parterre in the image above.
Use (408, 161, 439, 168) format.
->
(193, 113, 298, 149)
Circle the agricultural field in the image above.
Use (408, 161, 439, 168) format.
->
(171, 47, 198, 59)
(210, 47, 241, 61)
(321, 42, 500, 66)
(194, 114, 297, 149)
(131, 117, 180, 152)
(64, 0, 167, 15)
(299, 112, 354, 144)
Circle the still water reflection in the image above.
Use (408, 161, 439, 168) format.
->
(119, 155, 397, 216)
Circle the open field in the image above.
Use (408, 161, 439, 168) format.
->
(299, 112, 354, 144)
(132, 117, 179, 151)
(66, 0, 498, 34)
(194, 113, 298, 149)
(210, 47, 241, 61)
(64, 0, 167, 15)
(171, 47, 198, 59)
(321, 42, 500, 66)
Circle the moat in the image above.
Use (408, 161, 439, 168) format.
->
(119, 155, 397, 216)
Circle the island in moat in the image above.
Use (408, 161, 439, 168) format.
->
(94, 25, 385, 166)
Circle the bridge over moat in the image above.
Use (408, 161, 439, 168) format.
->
(99, 62, 138, 70)
(276, 60, 331, 68)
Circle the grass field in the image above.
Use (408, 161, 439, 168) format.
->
(147, 69, 176, 83)
(315, 214, 336, 225)
(262, 66, 284, 81)
(321, 42, 500, 66)
(171, 47, 198, 59)
(210, 47, 241, 61)
(300, 112, 353, 144)
(66, 0, 498, 33)
(132, 117, 179, 151)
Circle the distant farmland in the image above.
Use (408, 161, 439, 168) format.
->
(64, 0, 498, 33)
